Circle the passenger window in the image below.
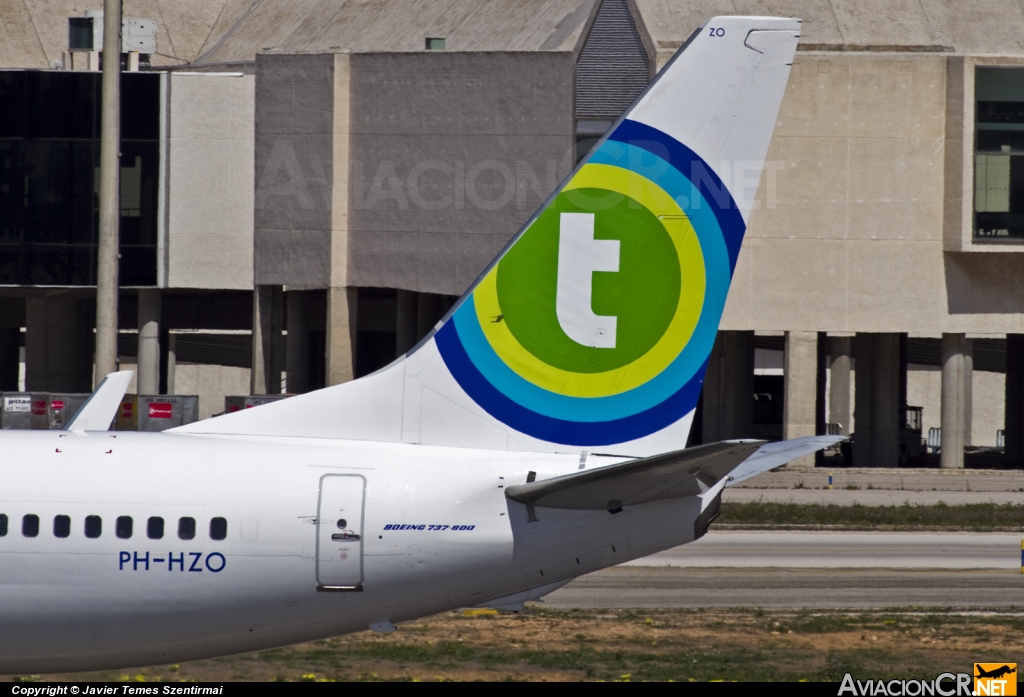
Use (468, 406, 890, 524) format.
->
(53, 515, 70, 538)
(209, 517, 227, 541)
(115, 516, 133, 539)
(178, 517, 195, 540)
(0, 514, 7, 536)
(147, 516, 164, 540)
(22, 514, 39, 538)
(85, 515, 102, 539)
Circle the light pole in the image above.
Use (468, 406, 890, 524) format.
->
(94, 0, 121, 383)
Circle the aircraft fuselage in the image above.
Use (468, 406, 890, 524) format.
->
(0, 430, 701, 673)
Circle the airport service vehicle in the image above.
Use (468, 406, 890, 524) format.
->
(0, 16, 837, 673)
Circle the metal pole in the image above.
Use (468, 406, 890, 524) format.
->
(95, 0, 121, 383)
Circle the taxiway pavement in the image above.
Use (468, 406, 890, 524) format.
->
(541, 531, 1024, 610)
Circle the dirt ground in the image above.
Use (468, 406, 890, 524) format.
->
(10, 607, 1023, 682)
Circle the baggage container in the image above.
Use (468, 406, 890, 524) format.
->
(47, 394, 91, 430)
(2, 393, 49, 430)
(223, 394, 291, 415)
(245, 394, 291, 409)
(137, 395, 199, 432)
(116, 395, 138, 431)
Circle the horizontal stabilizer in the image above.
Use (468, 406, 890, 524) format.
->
(505, 440, 764, 511)
(65, 371, 133, 432)
(725, 435, 846, 485)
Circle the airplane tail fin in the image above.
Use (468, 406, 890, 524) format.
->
(175, 17, 801, 455)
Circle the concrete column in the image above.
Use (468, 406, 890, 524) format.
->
(720, 331, 754, 439)
(853, 333, 875, 468)
(701, 333, 724, 444)
(1004, 334, 1024, 467)
(396, 290, 418, 356)
(873, 333, 901, 469)
(853, 333, 901, 468)
(417, 293, 444, 338)
(940, 333, 968, 470)
(783, 331, 818, 466)
(286, 291, 309, 394)
(0, 328, 19, 391)
(702, 330, 753, 443)
(828, 336, 852, 434)
(136, 289, 161, 395)
(166, 333, 177, 395)
(251, 285, 284, 395)
(25, 296, 93, 392)
(964, 338, 973, 447)
(327, 287, 358, 386)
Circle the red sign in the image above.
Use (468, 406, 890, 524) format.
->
(32, 400, 46, 416)
(121, 402, 133, 418)
(50, 400, 65, 411)
(148, 402, 173, 419)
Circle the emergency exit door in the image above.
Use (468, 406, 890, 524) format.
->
(316, 474, 365, 591)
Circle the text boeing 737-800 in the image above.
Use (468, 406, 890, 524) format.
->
(0, 16, 840, 673)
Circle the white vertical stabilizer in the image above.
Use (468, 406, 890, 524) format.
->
(175, 17, 801, 456)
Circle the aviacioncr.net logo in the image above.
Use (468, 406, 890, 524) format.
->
(839, 672, 987, 696)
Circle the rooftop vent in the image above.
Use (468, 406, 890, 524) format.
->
(67, 11, 157, 54)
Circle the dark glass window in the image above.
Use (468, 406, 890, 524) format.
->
(68, 17, 94, 51)
(0, 513, 7, 536)
(209, 517, 227, 541)
(147, 516, 164, 540)
(85, 515, 101, 538)
(178, 517, 195, 540)
(0, 69, 160, 284)
(975, 67, 1024, 241)
(0, 72, 26, 138)
(115, 516, 133, 539)
(22, 514, 38, 537)
(53, 515, 70, 538)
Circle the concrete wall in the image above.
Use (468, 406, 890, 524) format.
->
(347, 51, 575, 295)
(120, 361, 251, 421)
(905, 365, 1004, 448)
(166, 72, 255, 290)
(253, 50, 575, 295)
(172, 363, 251, 420)
(971, 369, 1006, 447)
(721, 52, 1024, 335)
(253, 53, 338, 288)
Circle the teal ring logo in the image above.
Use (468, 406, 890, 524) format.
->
(436, 119, 745, 445)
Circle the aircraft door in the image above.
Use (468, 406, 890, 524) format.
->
(316, 474, 365, 591)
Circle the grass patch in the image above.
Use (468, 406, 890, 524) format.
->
(18, 607, 1024, 683)
(715, 501, 1024, 531)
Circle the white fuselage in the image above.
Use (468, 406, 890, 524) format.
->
(0, 430, 702, 673)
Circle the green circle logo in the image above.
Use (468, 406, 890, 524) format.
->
(496, 188, 681, 374)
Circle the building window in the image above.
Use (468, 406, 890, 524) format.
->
(425, 37, 445, 50)
(85, 515, 102, 538)
(0, 70, 160, 285)
(975, 67, 1024, 241)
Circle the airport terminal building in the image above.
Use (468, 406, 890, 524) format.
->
(2, 0, 1024, 468)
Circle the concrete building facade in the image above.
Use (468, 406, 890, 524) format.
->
(3, 0, 1024, 465)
